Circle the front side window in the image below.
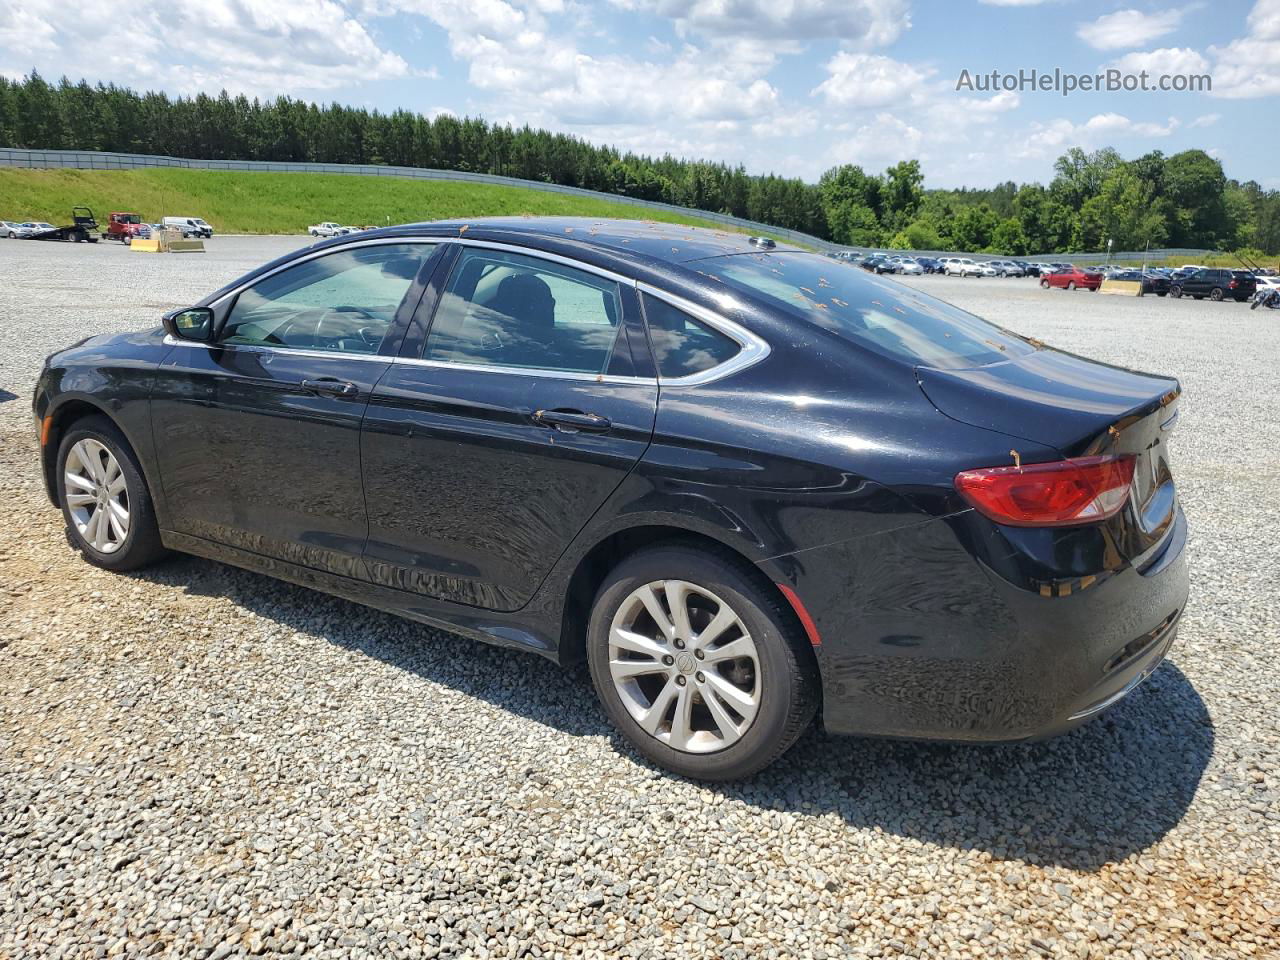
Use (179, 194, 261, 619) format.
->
(641, 294, 741, 379)
(221, 243, 434, 354)
(425, 248, 624, 374)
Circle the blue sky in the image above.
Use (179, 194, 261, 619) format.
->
(1, 0, 1276, 188)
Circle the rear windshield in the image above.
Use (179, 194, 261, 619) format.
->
(697, 251, 1033, 370)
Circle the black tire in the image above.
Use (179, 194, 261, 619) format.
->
(1067, 281, 1076, 290)
(1040, 279, 1049, 288)
(56, 415, 168, 572)
(1209, 288, 1224, 302)
(586, 545, 819, 781)
(1171, 286, 1182, 298)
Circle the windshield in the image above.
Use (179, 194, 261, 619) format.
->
(696, 251, 1034, 370)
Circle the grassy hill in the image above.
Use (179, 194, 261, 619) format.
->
(0, 167, 788, 240)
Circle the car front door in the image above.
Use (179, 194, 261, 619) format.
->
(359, 242, 658, 611)
(151, 240, 441, 577)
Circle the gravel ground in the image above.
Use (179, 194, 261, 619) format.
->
(1, 238, 1277, 959)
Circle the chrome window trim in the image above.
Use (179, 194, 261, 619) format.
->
(449, 237, 635, 286)
(179, 234, 770, 386)
(636, 282, 771, 387)
(207, 237, 442, 308)
(390, 355, 655, 385)
(161, 335, 393, 363)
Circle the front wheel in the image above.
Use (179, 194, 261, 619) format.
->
(1067, 281, 1076, 290)
(56, 416, 168, 572)
(1209, 288, 1224, 302)
(1040, 279, 1049, 288)
(587, 546, 818, 780)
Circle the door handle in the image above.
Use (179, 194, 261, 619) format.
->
(532, 409, 612, 433)
(300, 378, 358, 398)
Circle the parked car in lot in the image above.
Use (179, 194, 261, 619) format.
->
(1169, 268, 1256, 302)
(945, 258, 983, 277)
(2, 219, 22, 237)
(916, 256, 943, 274)
(32, 218, 1188, 780)
(162, 217, 214, 238)
(1110, 270, 1171, 296)
(975, 262, 999, 278)
(1041, 267, 1103, 291)
(987, 260, 1024, 277)
(895, 257, 925, 276)
(14, 221, 56, 238)
(309, 222, 343, 237)
(862, 256, 897, 274)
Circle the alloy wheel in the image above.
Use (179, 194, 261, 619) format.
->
(64, 439, 130, 554)
(607, 580, 761, 754)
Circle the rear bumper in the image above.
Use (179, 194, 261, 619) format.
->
(786, 506, 1190, 742)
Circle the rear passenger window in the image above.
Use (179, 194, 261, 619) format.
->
(641, 294, 741, 379)
(426, 249, 623, 374)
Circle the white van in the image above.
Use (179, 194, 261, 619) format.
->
(162, 216, 214, 238)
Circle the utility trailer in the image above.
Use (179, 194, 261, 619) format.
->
(31, 207, 100, 243)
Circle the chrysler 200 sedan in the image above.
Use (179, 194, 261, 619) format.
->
(33, 218, 1188, 780)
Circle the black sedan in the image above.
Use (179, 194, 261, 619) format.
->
(1112, 270, 1171, 296)
(32, 218, 1189, 780)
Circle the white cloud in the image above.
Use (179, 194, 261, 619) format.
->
(827, 113, 923, 170)
(1016, 112, 1179, 159)
(1107, 46, 1209, 76)
(1077, 7, 1190, 51)
(1207, 0, 1280, 98)
(612, 0, 911, 50)
(0, 0, 411, 93)
(1188, 112, 1220, 127)
(812, 53, 932, 108)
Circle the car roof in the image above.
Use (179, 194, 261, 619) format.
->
(394, 217, 806, 265)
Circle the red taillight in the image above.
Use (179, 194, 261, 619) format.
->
(955, 455, 1136, 527)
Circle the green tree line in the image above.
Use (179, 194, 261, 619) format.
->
(2, 72, 1277, 255)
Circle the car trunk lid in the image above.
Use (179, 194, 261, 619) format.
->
(917, 347, 1181, 561)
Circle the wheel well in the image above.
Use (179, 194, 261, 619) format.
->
(42, 400, 110, 505)
(557, 525, 812, 670)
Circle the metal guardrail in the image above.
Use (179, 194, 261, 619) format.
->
(0, 147, 839, 251)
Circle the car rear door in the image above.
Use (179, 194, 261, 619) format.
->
(151, 240, 442, 577)
(359, 241, 658, 611)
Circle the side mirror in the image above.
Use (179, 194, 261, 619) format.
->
(163, 307, 214, 342)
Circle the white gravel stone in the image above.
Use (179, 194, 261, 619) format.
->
(0, 239, 1277, 958)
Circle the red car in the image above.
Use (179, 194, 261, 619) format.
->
(1041, 266, 1102, 291)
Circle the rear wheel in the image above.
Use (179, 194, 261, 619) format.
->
(56, 416, 167, 572)
(1040, 279, 1049, 288)
(1067, 281, 1076, 290)
(587, 546, 818, 780)
(1171, 286, 1182, 298)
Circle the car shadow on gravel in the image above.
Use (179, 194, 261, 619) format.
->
(137, 555, 1213, 874)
